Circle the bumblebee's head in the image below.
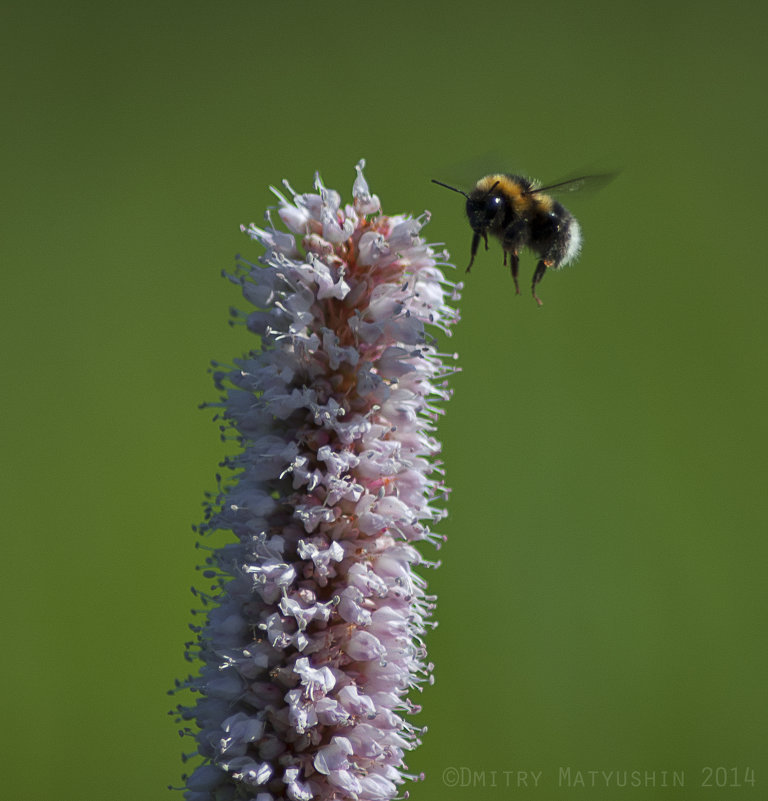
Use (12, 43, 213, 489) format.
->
(465, 184, 503, 234)
(431, 178, 505, 272)
(431, 178, 504, 235)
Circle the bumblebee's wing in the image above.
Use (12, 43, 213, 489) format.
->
(529, 172, 617, 196)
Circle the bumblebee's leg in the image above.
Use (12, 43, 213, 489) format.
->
(505, 251, 520, 294)
(502, 220, 526, 294)
(466, 232, 480, 272)
(531, 260, 548, 306)
(467, 231, 488, 272)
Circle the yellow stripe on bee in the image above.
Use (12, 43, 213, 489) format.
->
(475, 174, 553, 214)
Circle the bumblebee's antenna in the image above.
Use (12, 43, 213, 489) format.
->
(431, 179, 501, 199)
(431, 179, 469, 198)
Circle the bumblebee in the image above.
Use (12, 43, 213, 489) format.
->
(432, 173, 602, 305)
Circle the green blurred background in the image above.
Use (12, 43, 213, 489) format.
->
(3, 1, 767, 798)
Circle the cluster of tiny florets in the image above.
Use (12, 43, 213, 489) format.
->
(175, 161, 460, 801)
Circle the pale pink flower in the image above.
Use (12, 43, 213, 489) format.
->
(176, 161, 460, 801)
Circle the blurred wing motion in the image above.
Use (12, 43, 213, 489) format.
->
(530, 172, 618, 196)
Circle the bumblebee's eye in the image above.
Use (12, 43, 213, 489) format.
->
(488, 193, 502, 208)
(485, 193, 503, 217)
